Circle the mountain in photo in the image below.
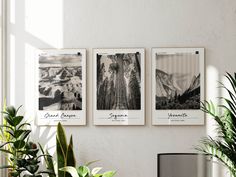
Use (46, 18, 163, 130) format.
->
(39, 66, 82, 110)
(156, 69, 182, 98)
(156, 69, 200, 110)
(185, 74, 200, 93)
(40, 66, 82, 81)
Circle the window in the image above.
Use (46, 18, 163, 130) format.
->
(0, 0, 6, 120)
(0, 0, 6, 175)
(0, 0, 6, 106)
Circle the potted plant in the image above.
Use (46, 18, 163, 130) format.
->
(0, 106, 116, 177)
(60, 165, 116, 177)
(55, 123, 116, 177)
(0, 106, 54, 177)
(197, 73, 236, 177)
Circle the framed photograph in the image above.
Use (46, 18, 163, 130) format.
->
(152, 48, 204, 125)
(93, 48, 145, 125)
(36, 49, 86, 125)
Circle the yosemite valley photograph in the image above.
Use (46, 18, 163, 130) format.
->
(155, 53, 200, 110)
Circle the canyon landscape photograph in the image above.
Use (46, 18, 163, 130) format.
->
(38, 53, 83, 110)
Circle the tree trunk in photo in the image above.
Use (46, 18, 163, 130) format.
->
(97, 54, 105, 109)
(135, 52, 141, 82)
(113, 54, 128, 109)
(97, 54, 103, 92)
(128, 70, 141, 109)
(106, 73, 115, 109)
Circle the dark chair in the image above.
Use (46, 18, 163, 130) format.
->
(157, 153, 212, 177)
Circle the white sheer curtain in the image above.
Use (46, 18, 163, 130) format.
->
(0, 0, 6, 176)
(0, 0, 6, 107)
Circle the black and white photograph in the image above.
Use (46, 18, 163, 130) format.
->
(155, 52, 200, 110)
(93, 48, 145, 125)
(97, 52, 141, 110)
(152, 48, 204, 125)
(37, 49, 86, 125)
(39, 54, 82, 110)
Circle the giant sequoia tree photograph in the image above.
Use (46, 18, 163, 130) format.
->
(96, 51, 141, 110)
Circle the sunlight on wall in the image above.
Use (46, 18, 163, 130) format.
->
(24, 42, 56, 154)
(9, 34, 15, 105)
(206, 65, 222, 177)
(206, 65, 219, 137)
(22, 0, 65, 156)
(25, 0, 63, 48)
(38, 126, 56, 153)
(221, 74, 231, 100)
(24, 43, 36, 117)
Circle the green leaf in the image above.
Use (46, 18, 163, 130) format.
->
(85, 160, 100, 166)
(94, 175, 103, 177)
(0, 165, 14, 169)
(38, 143, 45, 153)
(19, 130, 31, 141)
(0, 148, 13, 154)
(1, 110, 10, 115)
(0, 141, 14, 148)
(18, 123, 31, 130)
(14, 129, 25, 138)
(56, 137, 66, 177)
(5, 129, 14, 137)
(57, 122, 69, 177)
(16, 105, 23, 115)
(38, 143, 56, 177)
(11, 170, 22, 177)
(25, 164, 39, 174)
(36, 154, 52, 160)
(60, 166, 79, 177)
(16, 159, 27, 167)
(226, 72, 236, 93)
(26, 158, 40, 166)
(102, 171, 116, 177)
(14, 140, 26, 149)
(12, 116, 24, 126)
(210, 101, 215, 115)
(66, 136, 76, 167)
(57, 122, 67, 153)
(69, 135, 73, 147)
(23, 174, 42, 177)
(4, 115, 14, 126)
(92, 167, 102, 175)
(38, 170, 56, 175)
(6, 106, 16, 117)
(0, 124, 14, 131)
(77, 166, 90, 177)
(28, 148, 39, 157)
(23, 175, 33, 177)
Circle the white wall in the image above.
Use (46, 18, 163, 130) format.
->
(6, 0, 236, 176)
